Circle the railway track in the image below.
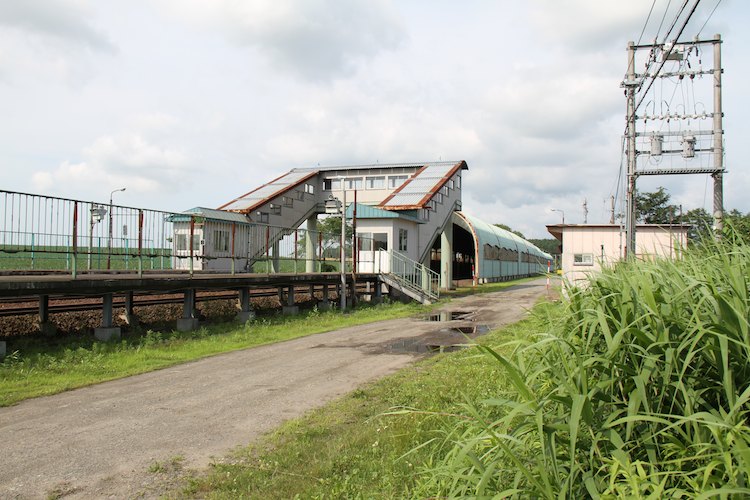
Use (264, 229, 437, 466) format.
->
(0, 286, 344, 318)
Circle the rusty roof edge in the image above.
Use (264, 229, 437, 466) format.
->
(218, 170, 320, 214)
(376, 165, 428, 208)
(412, 161, 466, 208)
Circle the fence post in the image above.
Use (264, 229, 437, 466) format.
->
(72, 201, 78, 278)
(231, 222, 236, 275)
(294, 229, 298, 273)
(189, 215, 195, 276)
(265, 226, 270, 274)
(31, 233, 35, 270)
(138, 210, 144, 277)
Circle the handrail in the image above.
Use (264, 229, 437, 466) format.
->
(387, 250, 439, 302)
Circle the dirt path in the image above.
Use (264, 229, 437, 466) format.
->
(0, 279, 553, 499)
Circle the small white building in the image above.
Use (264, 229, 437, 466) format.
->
(168, 207, 253, 271)
(547, 224, 689, 285)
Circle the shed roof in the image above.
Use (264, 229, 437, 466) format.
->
(345, 203, 421, 223)
(167, 207, 251, 224)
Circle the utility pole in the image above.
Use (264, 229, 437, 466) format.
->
(712, 34, 724, 235)
(622, 35, 724, 254)
(624, 41, 638, 259)
(609, 195, 616, 224)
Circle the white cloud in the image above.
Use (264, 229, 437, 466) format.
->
(32, 133, 192, 199)
(0, 0, 115, 51)
(157, 0, 405, 82)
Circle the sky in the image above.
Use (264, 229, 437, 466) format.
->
(0, 0, 746, 239)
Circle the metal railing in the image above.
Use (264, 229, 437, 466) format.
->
(0, 190, 375, 277)
(388, 250, 440, 302)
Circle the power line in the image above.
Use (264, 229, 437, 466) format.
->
(697, 0, 722, 37)
(637, 0, 658, 46)
(634, 0, 702, 116)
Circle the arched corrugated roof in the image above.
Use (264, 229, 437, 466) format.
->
(455, 212, 553, 262)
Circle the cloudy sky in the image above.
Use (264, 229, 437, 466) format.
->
(0, 0, 746, 238)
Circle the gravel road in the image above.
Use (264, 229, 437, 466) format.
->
(0, 279, 553, 499)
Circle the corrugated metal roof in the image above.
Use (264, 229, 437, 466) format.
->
(456, 212, 553, 261)
(379, 161, 466, 209)
(167, 207, 251, 224)
(292, 161, 459, 173)
(218, 170, 318, 213)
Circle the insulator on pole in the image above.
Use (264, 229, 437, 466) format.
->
(650, 133, 663, 156)
(681, 134, 696, 158)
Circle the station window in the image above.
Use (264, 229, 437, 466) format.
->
(398, 228, 408, 252)
(323, 178, 342, 191)
(373, 233, 388, 251)
(305, 183, 315, 194)
(573, 253, 593, 266)
(388, 175, 408, 189)
(420, 209, 430, 221)
(358, 232, 373, 251)
(270, 204, 281, 215)
(282, 196, 293, 208)
(257, 212, 269, 224)
(448, 179, 455, 190)
(296, 190, 305, 201)
(345, 177, 363, 190)
(213, 230, 230, 252)
(175, 234, 187, 251)
(434, 193, 443, 204)
(365, 176, 385, 189)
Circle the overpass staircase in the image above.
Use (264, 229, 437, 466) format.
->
(379, 250, 439, 305)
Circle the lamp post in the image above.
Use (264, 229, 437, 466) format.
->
(107, 187, 126, 270)
(551, 208, 565, 224)
(88, 204, 107, 270)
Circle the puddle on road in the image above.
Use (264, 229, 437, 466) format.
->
(452, 325, 490, 335)
(386, 325, 490, 354)
(424, 311, 473, 322)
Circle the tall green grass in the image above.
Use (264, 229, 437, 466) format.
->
(415, 234, 750, 497)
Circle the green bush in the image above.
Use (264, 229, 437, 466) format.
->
(416, 234, 750, 498)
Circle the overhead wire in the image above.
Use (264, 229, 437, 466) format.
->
(696, 0, 722, 37)
(637, 0, 658, 46)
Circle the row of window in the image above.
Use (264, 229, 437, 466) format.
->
(483, 244, 541, 263)
(323, 175, 409, 191)
(175, 230, 232, 252)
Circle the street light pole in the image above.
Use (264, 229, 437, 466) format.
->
(107, 187, 126, 270)
(551, 208, 565, 224)
(340, 187, 347, 312)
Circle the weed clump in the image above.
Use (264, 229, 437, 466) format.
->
(416, 234, 750, 497)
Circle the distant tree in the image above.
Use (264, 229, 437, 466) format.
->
(529, 238, 560, 255)
(493, 223, 525, 239)
(683, 207, 712, 242)
(636, 187, 679, 224)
